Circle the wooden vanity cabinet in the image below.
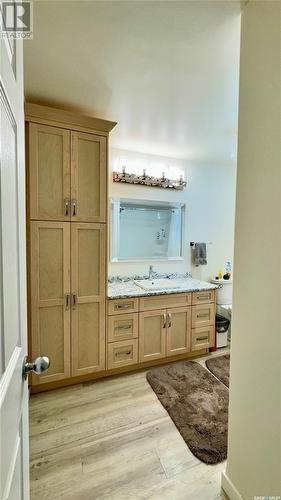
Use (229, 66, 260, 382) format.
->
(109, 290, 215, 368)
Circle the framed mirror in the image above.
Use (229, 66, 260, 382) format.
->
(110, 198, 185, 262)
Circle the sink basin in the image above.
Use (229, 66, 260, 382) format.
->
(134, 279, 181, 291)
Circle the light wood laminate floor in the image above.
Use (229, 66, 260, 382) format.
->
(30, 349, 230, 500)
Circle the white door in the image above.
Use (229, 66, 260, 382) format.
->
(1, 10, 29, 500)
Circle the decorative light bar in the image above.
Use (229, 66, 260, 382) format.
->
(113, 167, 187, 191)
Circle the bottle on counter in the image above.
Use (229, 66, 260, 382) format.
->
(225, 260, 232, 274)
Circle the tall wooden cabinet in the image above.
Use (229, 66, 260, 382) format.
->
(30, 221, 71, 383)
(70, 223, 106, 376)
(26, 103, 116, 388)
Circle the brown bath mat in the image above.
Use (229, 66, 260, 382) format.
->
(205, 354, 230, 388)
(146, 361, 228, 464)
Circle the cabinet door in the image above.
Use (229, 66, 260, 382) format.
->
(71, 223, 106, 375)
(139, 310, 166, 362)
(166, 307, 191, 357)
(30, 221, 71, 384)
(71, 132, 106, 222)
(29, 123, 70, 221)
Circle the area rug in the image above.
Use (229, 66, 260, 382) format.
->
(205, 354, 230, 388)
(146, 360, 228, 464)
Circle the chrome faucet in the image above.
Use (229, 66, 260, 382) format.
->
(148, 265, 154, 279)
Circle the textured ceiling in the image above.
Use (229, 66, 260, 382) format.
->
(24, 1, 241, 161)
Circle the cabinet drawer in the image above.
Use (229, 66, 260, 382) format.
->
(191, 326, 215, 351)
(107, 339, 138, 369)
(108, 298, 139, 315)
(192, 290, 215, 305)
(192, 303, 215, 328)
(108, 313, 138, 342)
(139, 293, 191, 312)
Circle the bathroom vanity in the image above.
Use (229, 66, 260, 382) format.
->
(107, 277, 217, 372)
(25, 103, 217, 393)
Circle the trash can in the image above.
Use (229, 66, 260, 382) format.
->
(215, 314, 230, 348)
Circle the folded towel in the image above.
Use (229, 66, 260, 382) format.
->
(194, 242, 207, 266)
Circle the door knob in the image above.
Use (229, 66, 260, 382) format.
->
(23, 356, 50, 379)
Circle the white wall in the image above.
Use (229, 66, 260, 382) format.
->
(223, 2, 281, 499)
(108, 148, 236, 281)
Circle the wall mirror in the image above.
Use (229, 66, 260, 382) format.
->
(110, 198, 185, 262)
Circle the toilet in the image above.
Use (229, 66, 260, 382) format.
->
(211, 278, 233, 345)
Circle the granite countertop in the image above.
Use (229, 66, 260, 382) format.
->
(107, 273, 218, 299)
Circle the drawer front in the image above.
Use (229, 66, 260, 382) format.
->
(192, 303, 215, 328)
(191, 326, 215, 351)
(108, 313, 138, 342)
(108, 298, 139, 315)
(192, 290, 215, 305)
(139, 293, 191, 312)
(107, 339, 138, 369)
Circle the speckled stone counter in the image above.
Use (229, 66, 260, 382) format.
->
(107, 273, 218, 300)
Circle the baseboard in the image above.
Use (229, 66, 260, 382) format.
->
(221, 470, 243, 500)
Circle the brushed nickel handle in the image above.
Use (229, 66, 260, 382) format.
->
(197, 294, 209, 300)
(72, 199, 77, 216)
(116, 325, 131, 331)
(65, 293, 70, 311)
(197, 312, 210, 318)
(197, 336, 209, 341)
(114, 349, 132, 360)
(64, 198, 70, 216)
(23, 356, 50, 379)
(163, 313, 167, 328)
(115, 303, 131, 310)
(72, 293, 77, 309)
(167, 313, 172, 328)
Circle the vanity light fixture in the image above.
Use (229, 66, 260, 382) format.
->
(113, 168, 187, 190)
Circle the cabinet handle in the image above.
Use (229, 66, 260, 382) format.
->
(167, 313, 172, 328)
(163, 313, 167, 328)
(115, 303, 131, 310)
(72, 199, 77, 216)
(64, 198, 70, 216)
(197, 336, 209, 341)
(197, 312, 210, 318)
(64, 293, 70, 310)
(197, 294, 209, 300)
(114, 349, 132, 360)
(115, 325, 131, 331)
(72, 293, 77, 309)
